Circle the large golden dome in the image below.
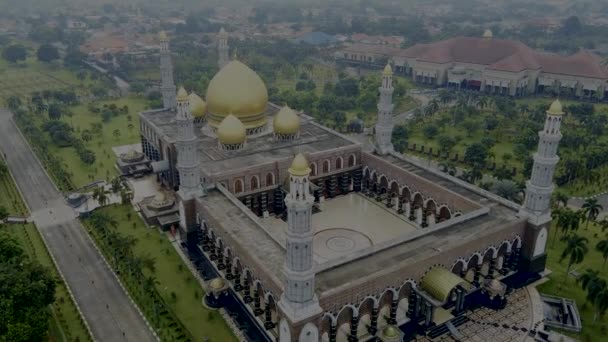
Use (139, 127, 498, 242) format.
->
(273, 106, 300, 135)
(217, 114, 246, 145)
(188, 92, 206, 118)
(206, 60, 268, 130)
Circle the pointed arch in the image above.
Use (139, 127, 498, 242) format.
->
(348, 154, 356, 167)
(234, 178, 244, 194)
(250, 175, 260, 191)
(335, 157, 343, 170)
(400, 186, 411, 202)
(265, 172, 275, 186)
(451, 258, 467, 276)
(438, 205, 452, 222)
(322, 160, 331, 173)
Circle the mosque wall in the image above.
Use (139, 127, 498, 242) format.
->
(361, 152, 480, 213)
(316, 217, 527, 313)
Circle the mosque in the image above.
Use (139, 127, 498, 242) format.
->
(137, 29, 561, 341)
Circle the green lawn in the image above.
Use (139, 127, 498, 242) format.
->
(0, 57, 86, 101)
(1, 161, 91, 342)
(537, 221, 608, 341)
(49, 96, 149, 188)
(86, 205, 236, 342)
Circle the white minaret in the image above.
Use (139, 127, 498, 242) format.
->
(375, 63, 395, 155)
(521, 99, 563, 225)
(159, 31, 177, 110)
(278, 153, 322, 326)
(175, 87, 202, 199)
(218, 27, 229, 69)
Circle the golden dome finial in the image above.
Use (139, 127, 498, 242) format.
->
(383, 63, 393, 76)
(547, 99, 564, 116)
(217, 114, 246, 145)
(188, 92, 207, 118)
(159, 30, 168, 42)
(483, 29, 493, 39)
(176, 86, 188, 102)
(289, 153, 311, 176)
(274, 105, 300, 135)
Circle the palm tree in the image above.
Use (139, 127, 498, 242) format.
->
(587, 278, 608, 323)
(477, 96, 488, 110)
(427, 99, 440, 116)
(437, 89, 453, 108)
(598, 218, 608, 232)
(552, 208, 581, 246)
(560, 234, 589, 283)
(582, 198, 603, 230)
(597, 238, 608, 268)
(577, 269, 601, 294)
(92, 186, 108, 207)
(553, 192, 569, 208)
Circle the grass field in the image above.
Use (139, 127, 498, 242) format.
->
(49, 96, 149, 188)
(537, 221, 608, 341)
(1, 159, 91, 342)
(87, 205, 236, 342)
(0, 57, 86, 102)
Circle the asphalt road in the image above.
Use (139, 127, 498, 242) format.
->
(0, 109, 156, 342)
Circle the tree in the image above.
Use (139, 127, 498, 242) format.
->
(578, 269, 601, 295)
(112, 129, 121, 141)
(464, 143, 488, 167)
(332, 111, 347, 130)
(587, 278, 608, 323)
(111, 177, 122, 194)
(597, 239, 608, 268)
(92, 186, 108, 206)
(422, 124, 439, 140)
(461, 118, 480, 137)
(437, 135, 455, 154)
(0, 205, 8, 222)
(560, 234, 588, 283)
(553, 192, 569, 208)
(491, 180, 519, 201)
(552, 208, 581, 246)
(47, 103, 63, 120)
(6, 96, 21, 112)
(582, 198, 602, 230)
(36, 44, 60, 63)
(0, 232, 56, 341)
(2, 44, 26, 63)
(81, 129, 93, 143)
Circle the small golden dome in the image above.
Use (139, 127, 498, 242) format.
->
(274, 106, 300, 135)
(383, 63, 393, 76)
(219, 27, 227, 35)
(176, 87, 189, 102)
(289, 153, 311, 176)
(188, 92, 207, 118)
(209, 278, 225, 290)
(217, 114, 246, 145)
(206, 60, 268, 129)
(383, 325, 399, 338)
(159, 30, 168, 42)
(483, 29, 493, 39)
(547, 99, 564, 116)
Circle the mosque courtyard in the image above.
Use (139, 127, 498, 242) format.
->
(262, 192, 419, 264)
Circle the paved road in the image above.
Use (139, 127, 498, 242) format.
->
(0, 110, 155, 342)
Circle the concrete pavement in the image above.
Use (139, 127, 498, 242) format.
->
(0, 109, 156, 342)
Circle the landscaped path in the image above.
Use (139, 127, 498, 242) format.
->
(0, 109, 156, 342)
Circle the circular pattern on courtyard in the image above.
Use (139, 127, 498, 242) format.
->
(314, 228, 373, 262)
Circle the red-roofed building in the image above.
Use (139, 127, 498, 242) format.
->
(337, 32, 608, 99)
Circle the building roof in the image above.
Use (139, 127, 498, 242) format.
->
(296, 31, 337, 45)
(344, 37, 608, 79)
(420, 267, 467, 302)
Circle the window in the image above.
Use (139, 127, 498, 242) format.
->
(335, 157, 343, 170)
(234, 179, 244, 193)
(251, 176, 259, 191)
(348, 154, 356, 167)
(266, 172, 274, 186)
(323, 160, 330, 173)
